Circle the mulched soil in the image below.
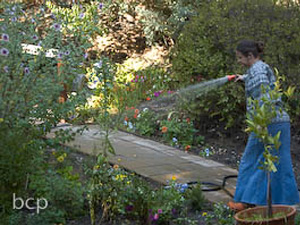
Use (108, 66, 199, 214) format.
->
(138, 98, 300, 190)
(202, 127, 300, 189)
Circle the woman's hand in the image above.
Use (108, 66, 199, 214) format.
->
(234, 74, 244, 82)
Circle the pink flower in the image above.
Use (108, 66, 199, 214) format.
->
(158, 209, 162, 214)
(153, 213, 159, 220)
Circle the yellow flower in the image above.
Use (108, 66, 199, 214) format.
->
(117, 158, 121, 162)
(57, 155, 64, 162)
(127, 181, 131, 185)
(116, 174, 127, 181)
(171, 175, 177, 181)
(94, 165, 100, 170)
(0, 118, 3, 123)
(202, 212, 207, 217)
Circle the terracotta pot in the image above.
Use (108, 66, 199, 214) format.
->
(234, 205, 296, 225)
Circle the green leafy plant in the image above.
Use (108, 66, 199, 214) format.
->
(204, 203, 235, 225)
(245, 75, 292, 217)
(0, 1, 97, 222)
(171, 0, 300, 128)
(160, 112, 201, 148)
(185, 183, 206, 211)
(87, 154, 152, 224)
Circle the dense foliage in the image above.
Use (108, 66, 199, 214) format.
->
(171, 0, 300, 129)
(0, 1, 99, 223)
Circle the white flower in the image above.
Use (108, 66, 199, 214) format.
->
(24, 67, 30, 74)
(94, 60, 103, 68)
(53, 23, 61, 31)
(2, 33, 9, 42)
(0, 48, 9, 56)
(128, 122, 133, 129)
(79, 13, 85, 19)
(3, 66, 9, 73)
(172, 137, 178, 143)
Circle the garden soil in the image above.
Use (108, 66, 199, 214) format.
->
(138, 99, 300, 191)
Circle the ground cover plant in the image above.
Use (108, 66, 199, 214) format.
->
(1, 0, 300, 224)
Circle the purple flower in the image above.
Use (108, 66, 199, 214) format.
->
(157, 209, 162, 214)
(205, 148, 210, 156)
(38, 41, 42, 47)
(84, 52, 88, 59)
(57, 52, 63, 59)
(79, 13, 85, 19)
(64, 50, 70, 55)
(3, 66, 9, 73)
(31, 18, 36, 23)
(53, 23, 61, 31)
(24, 67, 30, 74)
(98, 3, 104, 10)
(154, 92, 160, 97)
(1, 33, 9, 42)
(32, 35, 38, 41)
(153, 213, 159, 221)
(171, 208, 176, 215)
(0, 48, 9, 56)
(125, 205, 134, 211)
(11, 17, 17, 22)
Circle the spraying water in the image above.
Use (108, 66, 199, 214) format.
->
(140, 75, 236, 112)
(175, 76, 233, 100)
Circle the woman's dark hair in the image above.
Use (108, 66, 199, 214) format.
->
(236, 40, 264, 58)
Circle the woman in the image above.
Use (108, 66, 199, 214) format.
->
(228, 40, 300, 211)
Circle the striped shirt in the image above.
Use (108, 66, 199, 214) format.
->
(242, 60, 289, 124)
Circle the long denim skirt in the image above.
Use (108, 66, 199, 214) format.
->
(234, 122, 300, 205)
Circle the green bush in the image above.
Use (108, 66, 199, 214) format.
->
(160, 113, 202, 148)
(171, 0, 300, 128)
(0, 1, 98, 221)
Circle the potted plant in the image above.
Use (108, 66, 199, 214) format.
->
(234, 75, 297, 225)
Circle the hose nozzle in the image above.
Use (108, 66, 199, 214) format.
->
(227, 75, 236, 81)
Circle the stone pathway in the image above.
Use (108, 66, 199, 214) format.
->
(48, 124, 238, 203)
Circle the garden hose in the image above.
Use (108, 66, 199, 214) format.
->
(187, 175, 238, 198)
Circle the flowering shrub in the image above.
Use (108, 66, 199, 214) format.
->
(88, 155, 205, 224)
(122, 107, 158, 136)
(88, 154, 151, 224)
(160, 115, 203, 148)
(203, 203, 235, 225)
(0, 1, 99, 221)
(116, 65, 176, 103)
